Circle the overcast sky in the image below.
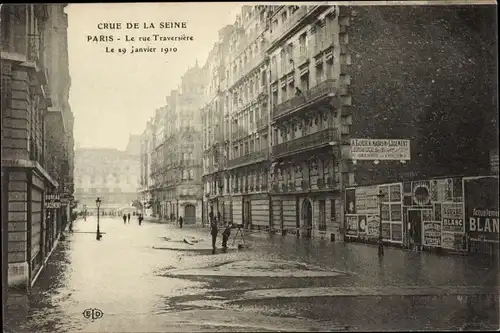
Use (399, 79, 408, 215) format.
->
(66, 3, 242, 150)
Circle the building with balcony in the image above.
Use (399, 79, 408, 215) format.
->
(223, 5, 273, 230)
(201, 24, 233, 224)
(267, 5, 344, 240)
(148, 106, 168, 217)
(144, 64, 207, 225)
(1, 4, 74, 289)
(73, 136, 140, 215)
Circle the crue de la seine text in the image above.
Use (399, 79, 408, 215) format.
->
(97, 22, 187, 30)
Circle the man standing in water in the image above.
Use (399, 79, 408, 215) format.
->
(127, 213, 131, 223)
(210, 217, 218, 254)
(123, 214, 127, 224)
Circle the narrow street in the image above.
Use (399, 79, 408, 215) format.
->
(5, 216, 499, 332)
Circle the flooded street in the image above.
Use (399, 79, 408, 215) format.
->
(5, 216, 499, 332)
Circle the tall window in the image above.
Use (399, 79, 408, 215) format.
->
(330, 199, 336, 225)
(280, 50, 286, 74)
(299, 33, 307, 56)
(319, 200, 326, 231)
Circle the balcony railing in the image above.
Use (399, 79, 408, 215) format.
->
(270, 6, 317, 45)
(228, 148, 269, 168)
(272, 128, 338, 158)
(272, 79, 336, 119)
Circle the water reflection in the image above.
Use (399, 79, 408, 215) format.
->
(5, 217, 499, 332)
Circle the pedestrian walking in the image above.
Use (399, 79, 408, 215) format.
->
(138, 214, 143, 226)
(127, 213, 131, 223)
(221, 222, 232, 253)
(217, 211, 222, 225)
(123, 214, 127, 224)
(210, 217, 219, 255)
(179, 216, 183, 228)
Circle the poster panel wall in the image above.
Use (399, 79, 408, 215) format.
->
(463, 176, 499, 243)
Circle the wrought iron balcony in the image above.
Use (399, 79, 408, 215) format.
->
(227, 148, 269, 169)
(272, 79, 336, 120)
(271, 128, 339, 159)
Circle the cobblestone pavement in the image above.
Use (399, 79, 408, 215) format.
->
(4, 216, 499, 332)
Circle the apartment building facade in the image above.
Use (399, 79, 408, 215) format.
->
(143, 65, 207, 224)
(267, 5, 346, 241)
(224, 6, 272, 229)
(201, 25, 233, 224)
(1, 4, 75, 289)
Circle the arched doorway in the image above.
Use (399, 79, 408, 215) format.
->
(301, 199, 313, 238)
(184, 204, 196, 224)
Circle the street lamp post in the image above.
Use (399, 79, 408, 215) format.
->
(95, 197, 102, 241)
(377, 190, 385, 256)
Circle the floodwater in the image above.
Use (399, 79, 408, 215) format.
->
(4, 216, 499, 332)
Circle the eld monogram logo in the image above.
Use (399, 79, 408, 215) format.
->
(83, 308, 104, 321)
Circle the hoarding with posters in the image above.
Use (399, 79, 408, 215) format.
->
(463, 176, 499, 243)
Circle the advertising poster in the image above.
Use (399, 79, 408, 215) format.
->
(345, 188, 357, 214)
(412, 180, 432, 207)
(442, 202, 464, 233)
(391, 223, 403, 242)
(463, 176, 499, 242)
(423, 221, 442, 246)
(382, 223, 391, 240)
(381, 204, 390, 221)
(442, 232, 464, 251)
(389, 184, 402, 202)
(355, 185, 379, 215)
(358, 215, 367, 234)
(346, 215, 359, 236)
(366, 215, 380, 237)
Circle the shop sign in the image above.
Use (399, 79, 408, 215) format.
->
(464, 176, 499, 242)
(350, 139, 411, 161)
(423, 221, 442, 247)
(45, 193, 61, 209)
(441, 202, 464, 233)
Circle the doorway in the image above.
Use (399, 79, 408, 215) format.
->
(184, 204, 196, 224)
(302, 199, 313, 238)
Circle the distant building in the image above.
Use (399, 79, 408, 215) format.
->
(74, 136, 140, 214)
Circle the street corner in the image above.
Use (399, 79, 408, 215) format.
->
(163, 259, 350, 278)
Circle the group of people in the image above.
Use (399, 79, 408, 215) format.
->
(122, 213, 143, 225)
(209, 210, 232, 254)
